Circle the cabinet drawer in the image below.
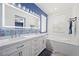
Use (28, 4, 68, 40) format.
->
(1, 41, 25, 56)
(8, 51, 19, 56)
(32, 48, 39, 56)
(1, 45, 18, 56)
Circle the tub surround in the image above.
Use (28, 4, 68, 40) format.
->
(47, 33, 79, 46)
(47, 33, 79, 56)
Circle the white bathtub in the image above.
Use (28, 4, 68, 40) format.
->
(47, 34, 79, 56)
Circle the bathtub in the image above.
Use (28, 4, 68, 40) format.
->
(47, 34, 79, 56)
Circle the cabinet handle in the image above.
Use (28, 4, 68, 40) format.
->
(17, 45, 24, 49)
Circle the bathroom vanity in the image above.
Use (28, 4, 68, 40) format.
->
(0, 33, 47, 56)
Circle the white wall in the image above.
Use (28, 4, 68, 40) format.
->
(72, 4, 79, 36)
(47, 4, 79, 55)
(48, 8, 73, 35)
(48, 4, 79, 36)
(0, 4, 2, 26)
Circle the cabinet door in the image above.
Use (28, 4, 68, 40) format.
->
(43, 38, 46, 49)
(38, 36, 46, 52)
(42, 36, 46, 48)
(9, 49, 26, 56)
(22, 46, 32, 56)
(31, 38, 39, 56)
(27, 41, 32, 56)
(38, 37, 45, 53)
(31, 39, 36, 56)
(23, 40, 32, 56)
(31, 37, 45, 56)
(9, 46, 30, 56)
(19, 47, 26, 56)
(8, 51, 19, 56)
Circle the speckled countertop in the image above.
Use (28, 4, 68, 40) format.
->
(0, 33, 47, 48)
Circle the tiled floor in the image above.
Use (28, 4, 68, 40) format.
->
(39, 48, 66, 56)
(39, 48, 52, 56)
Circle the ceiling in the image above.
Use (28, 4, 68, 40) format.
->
(36, 3, 74, 15)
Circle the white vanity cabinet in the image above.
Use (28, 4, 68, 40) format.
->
(0, 42, 21, 56)
(31, 38, 41, 56)
(8, 51, 20, 56)
(0, 40, 31, 56)
(0, 43, 19, 56)
(22, 40, 32, 56)
(31, 36, 46, 56)
(9, 40, 32, 56)
(0, 34, 47, 56)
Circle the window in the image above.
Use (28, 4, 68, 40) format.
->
(41, 15, 47, 33)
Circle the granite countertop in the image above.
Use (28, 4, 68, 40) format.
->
(0, 33, 47, 48)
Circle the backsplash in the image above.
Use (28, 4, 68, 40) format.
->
(0, 27, 40, 37)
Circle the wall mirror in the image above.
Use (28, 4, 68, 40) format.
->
(15, 15, 26, 27)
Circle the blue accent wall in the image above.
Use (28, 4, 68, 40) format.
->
(20, 3, 47, 17)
